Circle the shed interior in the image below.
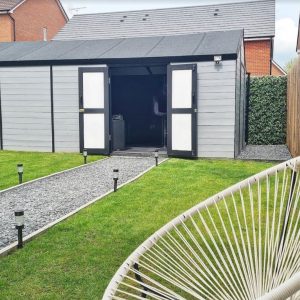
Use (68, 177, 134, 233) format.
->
(111, 65, 167, 149)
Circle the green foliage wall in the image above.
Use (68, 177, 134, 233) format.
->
(248, 76, 287, 145)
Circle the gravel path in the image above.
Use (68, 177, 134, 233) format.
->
(238, 145, 292, 161)
(0, 156, 161, 250)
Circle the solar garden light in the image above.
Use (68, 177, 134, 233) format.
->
(154, 150, 159, 166)
(83, 149, 88, 164)
(17, 163, 23, 184)
(14, 209, 24, 249)
(113, 169, 119, 192)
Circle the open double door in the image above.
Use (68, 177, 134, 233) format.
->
(79, 64, 197, 157)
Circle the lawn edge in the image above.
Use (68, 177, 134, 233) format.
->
(0, 156, 108, 194)
(0, 157, 169, 257)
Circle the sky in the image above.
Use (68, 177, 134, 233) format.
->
(60, 0, 300, 68)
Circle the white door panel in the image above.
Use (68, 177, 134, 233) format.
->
(172, 114, 192, 151)
(172, 70, 192, 109)
(84, 114, 105, 149)
(83, 73, 104, 109)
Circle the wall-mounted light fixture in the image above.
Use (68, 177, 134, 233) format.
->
(214, 55, 222, 65)
(14, 209, 24, 249)
(83, 149, 88, 164)
(113, 169, 119, 192)
(17, 163, 23, 184)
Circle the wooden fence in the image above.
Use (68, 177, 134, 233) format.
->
(287, 57, 300, 157)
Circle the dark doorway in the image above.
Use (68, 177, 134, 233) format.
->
(111, 72, 167, 148)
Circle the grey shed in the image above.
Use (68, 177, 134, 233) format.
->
(0, 29, 246, 159)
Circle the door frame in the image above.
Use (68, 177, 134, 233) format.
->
(78, 67, 110, 155)
(167, 63, 198, 157)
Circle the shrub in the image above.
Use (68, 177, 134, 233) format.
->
(248, 76, 287, 145)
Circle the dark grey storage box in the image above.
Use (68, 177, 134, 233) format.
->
(112, 115, 126, 150)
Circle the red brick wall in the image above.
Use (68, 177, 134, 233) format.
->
(271, 62, 286, 76)
(0, 15, 14, 42)
(244, 40, 272, 76)
(11, 0, 67, 41)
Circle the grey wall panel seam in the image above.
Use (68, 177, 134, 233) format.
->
(50, 66, 55, 152)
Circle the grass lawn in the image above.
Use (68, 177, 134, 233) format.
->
(0, 151, 104, 191)
(0, 158, 274, 299)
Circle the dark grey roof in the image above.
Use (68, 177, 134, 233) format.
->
(54, 0, 275, 41)
(0, 0, 22, 11)
(0, 30, 242, 63)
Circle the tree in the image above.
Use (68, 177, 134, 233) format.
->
(284, 57, 298, 72)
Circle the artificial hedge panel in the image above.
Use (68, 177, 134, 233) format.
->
(248, 76, 287, 145)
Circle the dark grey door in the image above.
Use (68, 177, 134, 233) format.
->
(167, 64, 197, 157)
(79, 67, 110, 155)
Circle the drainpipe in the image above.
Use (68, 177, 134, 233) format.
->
(269, 37, 274, 75)
(8, 12, 16, 41)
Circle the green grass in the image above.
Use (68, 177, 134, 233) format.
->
(0, 159, 274, 299)
(0, 151, 104, 191)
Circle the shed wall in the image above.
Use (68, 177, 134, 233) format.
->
(197, 60, 236, 158)
(0, 61, 239, 158)
(234, 42, 246, 157)
(0, 66, 52, 151)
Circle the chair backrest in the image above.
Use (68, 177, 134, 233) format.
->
(103, 157, 300, 300)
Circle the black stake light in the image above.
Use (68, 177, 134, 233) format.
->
(17, 163, 23, 184)
(154, 150, 159, 166)
(83, 149, 88, 164)
(14, 209, 24, 249)
(113, 169, 119, 192)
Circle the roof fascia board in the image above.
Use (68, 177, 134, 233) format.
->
(244, 36, 274, 41)
(55, 0, 69, 21)
(9, 0, 69, 21)
(0, 53, 238, 67)
(9, 0, 26, 13)
(272, 60, 287, 75)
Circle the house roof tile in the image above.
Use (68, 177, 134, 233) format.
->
(54, 0, 275, 41)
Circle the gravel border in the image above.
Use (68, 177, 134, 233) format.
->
(0, 156, 165, 252)
(238, 145, 292, 161)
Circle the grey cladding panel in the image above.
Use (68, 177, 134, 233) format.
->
(195, 60, 236, 158)
(0, 66, 52, 152)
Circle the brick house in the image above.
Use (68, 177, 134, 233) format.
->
(54, 0, 281, 76)
(271, 60, 287, 76)
(0, 0, 68, 42)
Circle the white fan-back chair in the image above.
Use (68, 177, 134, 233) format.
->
(103, 158, 300, 300)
